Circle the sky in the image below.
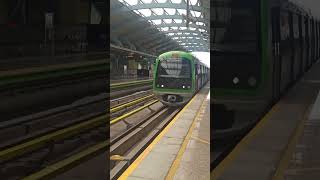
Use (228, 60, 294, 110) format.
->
(192, 51, 210, 68)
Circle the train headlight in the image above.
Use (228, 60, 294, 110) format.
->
(248, 77, 257, 87)
(233, 77, 239, 84)
(182, 85, 185, 88)
(161, 85, 164, 87)
(188, 86, 190, 88)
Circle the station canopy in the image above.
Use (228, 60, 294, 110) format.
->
(111, 0, 209, 55)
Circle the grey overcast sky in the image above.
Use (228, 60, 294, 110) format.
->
(292, 0, 320, 17)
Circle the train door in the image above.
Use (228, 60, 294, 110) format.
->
(301, 16, 307, 73)
(306, 18, 312, 69)
(315, 21, 320, 61)
(202, 66, 204, 86)
(279, 10, 293, 93)
(271, 7, 281, 101)
(314, 19, 317, 62)
(311, 19, 315, 64)
(317, 22, 320, 60)
(304, 17, 309, 71)
(315, 21, 319, 61)
(316, 22, 318, 60)
(318, 21, 320, 61)
(196, 64, 201, 91)
(292, 13, 301, 81)
(298, 14, 304, 77)
(201, 65, 204, 87)
(195, 64, 198, 91)
(199, 65, 202, 88)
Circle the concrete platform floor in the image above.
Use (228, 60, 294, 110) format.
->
(119, 83, 210, 180)
(173, 92, 210, 180)
(284, 92, 320, 180)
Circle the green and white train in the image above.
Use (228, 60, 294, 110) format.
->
(153, 51, 209, 106)
(212, 0, 320, 131)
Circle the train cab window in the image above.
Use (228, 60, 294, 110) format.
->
(211, 0, 261, 89)
(156, 57, 192, 89)
(157, 58, 191, 78)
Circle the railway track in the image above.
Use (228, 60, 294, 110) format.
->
(0, 93, 107, 179)
(0, 114, 106, 179)
(109, 97, 182, 179)
(0, 90, 158, 179)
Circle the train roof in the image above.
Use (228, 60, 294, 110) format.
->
(271, 0, 315, 18)
(157, 51, 209, 68)
(158, 51, 193, 59)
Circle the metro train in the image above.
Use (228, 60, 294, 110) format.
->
(153, 51, 209, 106)
(212, 0, 320, 132)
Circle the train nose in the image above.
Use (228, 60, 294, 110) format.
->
(167, 95, 176, 102)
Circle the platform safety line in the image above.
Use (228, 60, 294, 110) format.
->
(118, 92, 200, 180)
(211, 103, 280, 180)
(165, 93, 209, 180)
(272, 104, 311, 180)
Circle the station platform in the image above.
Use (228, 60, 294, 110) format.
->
(212, 61, 320, 180)
(119, 83, 210, 180)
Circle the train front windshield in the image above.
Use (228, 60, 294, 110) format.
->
(156, 57, 192, 89)
(212, 0, 261, 89)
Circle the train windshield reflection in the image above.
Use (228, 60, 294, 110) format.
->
(157, 58, 191, 79)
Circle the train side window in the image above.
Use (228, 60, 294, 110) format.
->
(293, 14, 299, 39)
(280, 11, 290, 41)
(196, 64, 199, 75)
(195, 64, 198, 75)
(279, 10, 294, 88)
(301, 16, 305, 39)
